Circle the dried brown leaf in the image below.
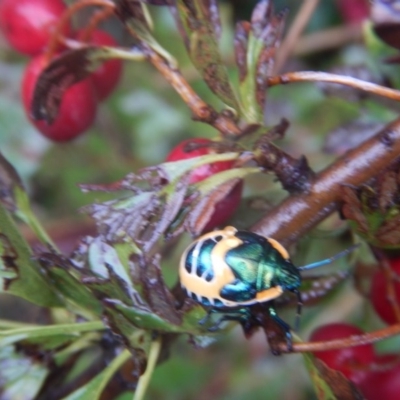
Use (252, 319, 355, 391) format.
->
(173, 0, 238, 108)
(378, 171, 397, 212)
(32, 47, 120, 124)
(312, 358, 365, 400)
(376, 213, 400, 245)
(341, 186, 369, 233)
(234, 21, 250, 82)
(186, 178, 240, 236)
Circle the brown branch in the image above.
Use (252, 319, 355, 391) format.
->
(267, 71, 400, 101)
(144, 45, 242, 137)
(276, 323, 400, 354)
(294, 24, 363, 56)
(254, 122, 316, 193)
(252, 118, 400, 246)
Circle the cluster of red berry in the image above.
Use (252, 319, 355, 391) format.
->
(310, 257, 400, 399)
(0, 0, 123, 142)
(0, 1, 242, 229)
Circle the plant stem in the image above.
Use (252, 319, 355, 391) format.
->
(133, 336, 162, 400)
(0, 320, 105, 346)
(267, 71, 400, 101)
(144, 45, 242, 137)
(78, 7, 115, 42)
(294, 24, 363, 56)
(286, 323, 400, 353)
(0, 319, 36, 329)
(252, 118, 400, 246)
(45, 0, 115, 62)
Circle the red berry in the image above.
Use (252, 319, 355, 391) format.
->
(82, 30, 123, 101)
(310, 323, 375, 384)
(0, 0, 70, 56)
(166, 138, 243, 231)
(336, 0, 369, 24)
(358, 354, 400, 400)
(22, 53, 97, 142)
(370, 259, 400, 325)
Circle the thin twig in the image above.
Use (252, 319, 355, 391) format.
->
(45, 0, 115, 62)
(252, 118, 400, 246)
(133, 337, 161, 400)
(273, 0, 320, 74)
(78, 7, 116, 42)
(144, 45, 242, 137)
(294, 24, 363, 56)
(284, 323, 400, 353)
(267, 71, 400, 101)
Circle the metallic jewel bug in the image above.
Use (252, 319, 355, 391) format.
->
(179, 226, 357, 350)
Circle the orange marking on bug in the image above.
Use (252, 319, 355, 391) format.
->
(266, 238, 290, 260)
(179, 227, 242, 306)
(255, 286, 283, 302)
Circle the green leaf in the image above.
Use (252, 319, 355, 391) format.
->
(0, 345, 49, 400)
(0, 151, 55, 247)
(0, 321, 105, 347)
(174, 0, 239, 109)
(0, 201, 62, 307)
(62, 349, 133, 400)
(114, 0, 177, 66)
(39, 253, 103, 318)
(108, 300, 183, 332)
(234, 1, 286, 123)
(303, 352, 365, 400)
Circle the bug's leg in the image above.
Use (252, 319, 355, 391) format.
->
(293, 289, 303, 332)
(207, 308, 250, 332)
(198, 308, 215, 326)
(268, 304, 293, 352)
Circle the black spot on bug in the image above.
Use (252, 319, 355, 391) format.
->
(204, 271, 213, 282)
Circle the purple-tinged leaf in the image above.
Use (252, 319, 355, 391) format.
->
(372, 0, 400, 50)
(38, 252, 103, 317)
(234, 21, 250, 82)
(113, 0, 150, 28)
(173, 0, 239, 108)
(114, 0, 176, 66)
(0, 152, 23, 214)
(251, 0, 273, 39)
(186, 178, 240, 236)
(234, 0, 286, 123)
(184, 166, 259, 236)
(0, 202, 62, 307)
(0, 345, 49, 400)
(303, 353, 365, 400)
(32, 46, 144, 124)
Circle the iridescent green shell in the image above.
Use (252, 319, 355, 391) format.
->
(179, 226, 301, 308)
